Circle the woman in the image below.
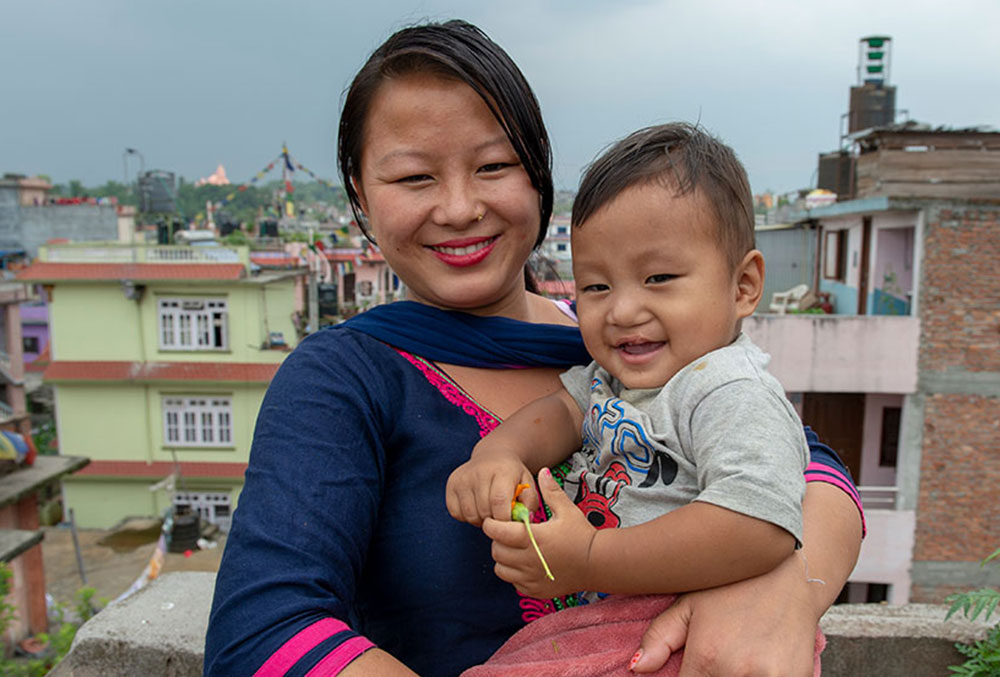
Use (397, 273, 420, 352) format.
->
(205, 20, 863, 677)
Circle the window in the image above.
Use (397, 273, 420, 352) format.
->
(22, 336, 40, 354)
(173, 491, 233, 532)
(158, 298, 228, 350)
(556, 243, 568, 252)
(823, 230, 847, 281)
(879, 406, 901, 467)
(163, 396, 233, 447)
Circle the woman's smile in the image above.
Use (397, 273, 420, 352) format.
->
(428, 235, 500, 266)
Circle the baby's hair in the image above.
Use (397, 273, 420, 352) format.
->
(572, 122, 755, 270)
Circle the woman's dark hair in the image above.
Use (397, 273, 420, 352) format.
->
(573, 122, 755, 271)
(338, 19, 553, 258)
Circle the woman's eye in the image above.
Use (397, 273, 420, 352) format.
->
(478, 162, 513, 173)
(646, 274, 676, 284)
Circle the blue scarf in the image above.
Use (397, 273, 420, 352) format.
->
(341, 301, 590, 369)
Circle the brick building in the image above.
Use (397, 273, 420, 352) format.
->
(774, 126, 1000, 603)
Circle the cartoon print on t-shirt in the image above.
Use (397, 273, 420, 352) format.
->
(573, 461, 631, 529)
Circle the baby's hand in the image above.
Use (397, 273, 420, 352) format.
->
(483, 468, 597, 599)
(445, 440, 536, 527)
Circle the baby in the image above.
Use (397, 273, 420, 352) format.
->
(448, 122, 811, 673)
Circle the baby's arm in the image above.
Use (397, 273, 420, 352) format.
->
(485, 470, 794, 599)
(446, 388, 584, 526)
(486, 376, 806, 599)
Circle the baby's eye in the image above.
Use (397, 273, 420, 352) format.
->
(646, 274, 676, 284)
(581, 283, 609, 293)
(396, 174, 432, 184)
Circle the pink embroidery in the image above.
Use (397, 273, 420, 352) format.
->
(394, 349, 500, 438)
(518, 594, 558, 622)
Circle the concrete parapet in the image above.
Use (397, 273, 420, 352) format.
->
(50, 572, 215, 677)
(819, 603, 993, 676)
(51, 573, 994, 676)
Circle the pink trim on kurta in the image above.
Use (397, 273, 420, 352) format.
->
(304, 636, 375, 676)
(394, 349, 501, 438)
(805, 465, 867, 537)
(253, 617, 357, 676)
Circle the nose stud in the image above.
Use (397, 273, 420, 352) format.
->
(476, 209, 485, 222)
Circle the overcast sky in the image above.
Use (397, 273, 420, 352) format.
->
(3, 1, 998, 195)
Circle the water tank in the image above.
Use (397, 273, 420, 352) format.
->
(848, 84, 897, 133)
(817, 150, 854, 198)
(138, 170, 176, 213)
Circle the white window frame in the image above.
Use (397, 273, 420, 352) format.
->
(163, 396, 233, 448)
(158, 297, 229, 351)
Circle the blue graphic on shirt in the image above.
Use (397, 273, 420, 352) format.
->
(582, 379, 656, 475)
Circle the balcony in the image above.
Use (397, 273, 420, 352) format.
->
(744, 314, 919, 394)
(37, 242, 249, 268)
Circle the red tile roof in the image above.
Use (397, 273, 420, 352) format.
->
(17, 263, 246, 282)
(25, 344, 50, 373)
(44, 361, 280, 383)
(75, 460, 247, 478)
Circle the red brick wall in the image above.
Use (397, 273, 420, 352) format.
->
(918, 204, 1000, 372)
(912, 201, 1000, 600)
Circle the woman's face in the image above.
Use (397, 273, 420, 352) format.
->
(356, 72, 540, 317)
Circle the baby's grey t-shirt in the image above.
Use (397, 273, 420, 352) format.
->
(559, 333, 807, 543)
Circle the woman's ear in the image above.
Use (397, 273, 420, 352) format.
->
(734, 249, 765, 319)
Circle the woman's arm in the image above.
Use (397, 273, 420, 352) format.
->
(205, 331, 395, 676)
(631, 471, 863, 674)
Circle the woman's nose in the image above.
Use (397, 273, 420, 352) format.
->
(430, 177, 481, 227)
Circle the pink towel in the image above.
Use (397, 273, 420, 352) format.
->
(462, 595, 825, 676)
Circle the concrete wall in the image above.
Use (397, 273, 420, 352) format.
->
(51, 572, 997, 677)
(4, 204, 118, 257)
(911, 201, 1000, 602)
(743, 315, 919, 394)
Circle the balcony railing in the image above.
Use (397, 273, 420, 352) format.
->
(858, 485, 899, 510)
(39, 243, 249, 267)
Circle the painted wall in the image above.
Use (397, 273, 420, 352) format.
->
(55, 383, 267, 465)
(63, 476, 244, 529)
(20, 302, 48, 362)
(850, 508, 916, 605)
(743, 315, 919, 394)
(49, 279, 297, 363)
(871, 226, 914, 316)
(818, 219, 863, 314)
(859, 393, 902, 487)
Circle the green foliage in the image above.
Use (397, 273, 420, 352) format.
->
(32, 421, 58, 456)
(223, 229, 251, 247)
(949, 625, 1000, 676)
(947, 549, 1000, 675)
(0, 563, 106, 675)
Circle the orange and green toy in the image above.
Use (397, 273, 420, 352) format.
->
(511, 483, 555, 581)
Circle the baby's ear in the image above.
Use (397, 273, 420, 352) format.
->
(734, 250, 765, 318)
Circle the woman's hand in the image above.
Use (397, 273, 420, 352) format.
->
(630, 482, 862, 676)
(631, 551, 820, 676)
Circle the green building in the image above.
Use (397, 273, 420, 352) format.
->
(18, 242, 302, 529)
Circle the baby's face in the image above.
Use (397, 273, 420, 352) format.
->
(572, 183, 742, 389)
